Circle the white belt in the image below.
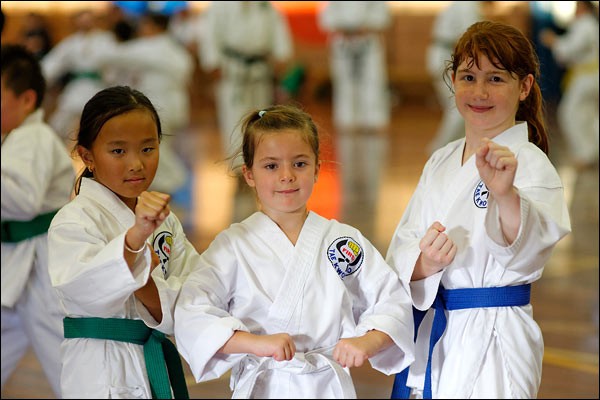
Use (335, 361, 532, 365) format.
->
(230, 346, 357, 398)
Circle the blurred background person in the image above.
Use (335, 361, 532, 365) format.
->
(1, 43, 75, 400)
(96, 8, 195, 210)
(19, 12, 53, 61)
(40, 9, 115, 147)
(425, 1, 494, 154)
(199, 0, 294, 223)
(540, 0, 599, 171)
(317, 1, 391, 239)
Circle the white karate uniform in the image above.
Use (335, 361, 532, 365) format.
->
(549, 13, 599, 166)
(386, 122, 571, 398)
(199, 1, 293, 160)
(97, 33, 195, 195)
(41, 29, 116, 143)
(175, 211, 415, 399)
(425, 1, 485, 154)
(318, 1, 391, 131)
(1, 109, 75, 397)
(47, 177, 199, 398)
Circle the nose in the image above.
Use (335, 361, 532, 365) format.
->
(279, 165, 295, 182)
(473, 81, 489, 99)
(129, 154, 143, 171)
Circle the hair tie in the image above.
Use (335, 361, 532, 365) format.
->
(258, 110, 266, 118)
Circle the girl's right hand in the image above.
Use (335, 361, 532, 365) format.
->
(413, 221, 457, 280)
(253, 333, 296, 362)
(126, 191, 171, 250)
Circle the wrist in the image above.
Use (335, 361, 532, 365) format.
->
(124, 238, 146, 253)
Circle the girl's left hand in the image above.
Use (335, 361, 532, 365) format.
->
(475, 138, 517, 198)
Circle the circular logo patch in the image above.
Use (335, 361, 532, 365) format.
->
(473, 180, 489, 208)
(152, 231, 173, 277)
(327, 236, 364, 279)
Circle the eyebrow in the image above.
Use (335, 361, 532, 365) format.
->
(106, 138, 159, 146)
(257, 153, 312, 162)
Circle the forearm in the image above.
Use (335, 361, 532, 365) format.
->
(219, 331, 256, 355)
(363, 329, 394, 354)
(493, 187, 521, 244)
(134, 277, 163, 322)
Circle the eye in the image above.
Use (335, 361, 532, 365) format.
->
(142, 146, 156, 153)
(111, 148, 125, 155)
(294, 161, 307, 168)
(264, 163, 277, 170)
(464, 74, 474, 82)
(490, 75, 503, 83)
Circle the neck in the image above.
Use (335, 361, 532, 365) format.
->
(265, 208, 309, 245)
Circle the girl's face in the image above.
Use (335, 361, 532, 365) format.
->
(242, 129, 320, 220)
(79, 109, 160, 210)
(453, 55, 533, 136)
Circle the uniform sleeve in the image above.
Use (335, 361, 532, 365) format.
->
(385, 158, 443, 311)
(139, 215, 201, 334)
(483, 150, 571, 278)
(174, 231, 249, 382)
(48, 213, 152, 317)
(551, 18, 597, 66)
(40, 37, 75, 86)
(351, 232, 415, 375)
(1, 124, 58, 219)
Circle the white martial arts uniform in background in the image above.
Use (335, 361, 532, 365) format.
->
(318, 1, 391, 133)
(386, 122, 571, 398)
(317, 1, 392, 238)
(1, 109, 75, 397)
(47, 177, 199, 398)
(199, 1, 293, 161)
(98, 20, 195, 196)
(425, 1, 492, 154)
(175, 211, 415, 399)
(41, 12, 115, 145)
(545, 4, 599, 168)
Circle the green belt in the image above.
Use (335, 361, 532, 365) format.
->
(1, 210, 58, 243)
(63, 317, 189, 399)
(73, 71, 102, 81)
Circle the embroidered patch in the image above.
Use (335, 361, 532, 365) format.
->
(152, 231, 172, 278)
(473, 180, 489, 209)
(327, 236, 364, 279)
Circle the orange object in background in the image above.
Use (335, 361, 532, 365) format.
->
(272, 1, 328, 45)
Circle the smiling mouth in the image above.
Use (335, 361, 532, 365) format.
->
(469, 105, 492, 112)
(126, 177, 145, 183)
(278, 188, 298, 194)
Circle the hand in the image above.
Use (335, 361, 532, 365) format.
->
(539, 29, 556, 48)
(415, 221, 456, 280)
(333, 337, 370, 368)
(253, 333, 296, 362)
(126, 191, 171, 249)
(475, 138, 517, 199)
(333, 330, 392, 368)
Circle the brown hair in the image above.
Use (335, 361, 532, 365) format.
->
(446, 20, 549, 154)
(233, 104, 320, 171)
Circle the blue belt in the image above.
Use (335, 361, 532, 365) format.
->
(391, 284, 531, 399)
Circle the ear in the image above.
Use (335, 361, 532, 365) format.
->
(314, 160, 321, 183)
(77, 145, 94, 171)
(242, 165, 255, 188)
(21, 89, 38, 114)
(520, 74, 534, 101)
